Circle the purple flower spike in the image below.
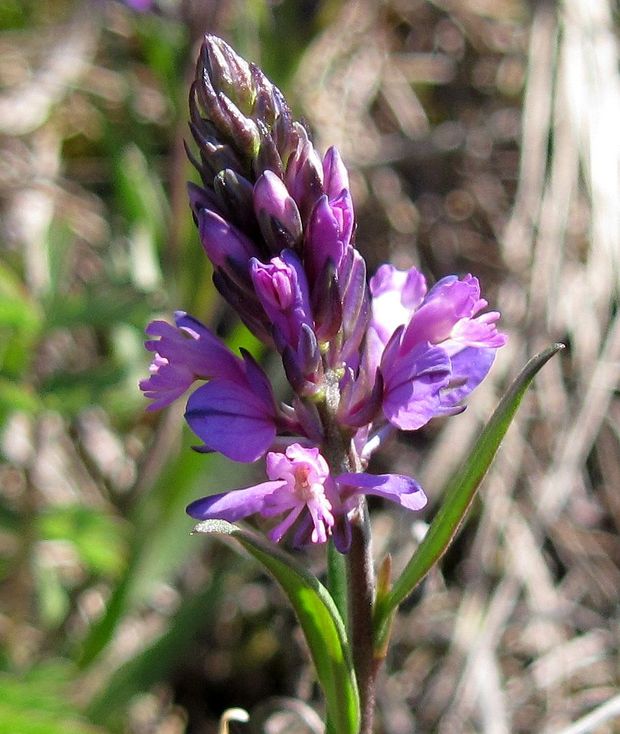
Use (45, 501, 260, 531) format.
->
(254, 170, 303, 251)
(250, 250, 313, 351)
(142, 37, 508, 556)
(140, 312, 243, 411)
(187, 443, 335, 544)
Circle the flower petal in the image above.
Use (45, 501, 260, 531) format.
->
(140, 312, 244, 410)
(381, 342, 451, 430)
(186, 480, 286, 521)
(185, 379, 276, 462)
(401, 274, 481, 350)
(337, 472, 427, 511)
(369, 264, 427, 344)
(440, 346, 497, 408)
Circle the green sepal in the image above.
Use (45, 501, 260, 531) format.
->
(193, 519, 360, 734)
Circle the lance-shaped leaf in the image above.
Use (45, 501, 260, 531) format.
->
(374, 344, 564, 649)
(192, 519, 360, 734)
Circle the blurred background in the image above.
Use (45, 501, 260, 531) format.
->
(0, 0, 619, 732)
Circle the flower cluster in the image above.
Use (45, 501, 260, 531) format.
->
(140, 36, 506, 551)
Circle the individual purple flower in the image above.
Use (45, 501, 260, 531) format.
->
(140, 312, 281, 463)
(250, 250, 313, 352)
(370, 266, 506, 353)
(187, 444, 336, 544)
(140, 312, 243, 411)
(187, 443, 427, 551)
(366, 264, 506, 427)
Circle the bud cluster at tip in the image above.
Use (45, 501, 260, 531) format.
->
(188, 35, 361, 373)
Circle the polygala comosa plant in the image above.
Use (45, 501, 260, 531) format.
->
(141, 35, 561, 734)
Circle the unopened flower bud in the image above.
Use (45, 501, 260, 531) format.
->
(187, 181, 224, 220)
(198, 209, 259, 274)
(285, 125, 324, 220)
(191, 35, 298, 187)
(339, 249, 370, 361)
(250, 250, 312, 351)
(218, 94, 260, 157)
(203, 35, 255, 115)
(213, 169, 257, 236)
(322, 146, 350, 199)
(311, 260, 343, 343)
(254, 122, 285, 178)
(305, 192, 353, 287)
(297, 322, 322, 378)
(254, 171, 303, 251)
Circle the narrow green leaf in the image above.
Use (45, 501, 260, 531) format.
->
(193, 519, 360, 734)
(327, 539, 348, 627)
(374, 344, 564, 646)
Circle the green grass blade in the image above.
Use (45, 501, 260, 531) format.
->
(374, 344, 564, 646)
(193, 520, 360, 734)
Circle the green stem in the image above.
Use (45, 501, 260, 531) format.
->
(316, 367, 378, 732)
